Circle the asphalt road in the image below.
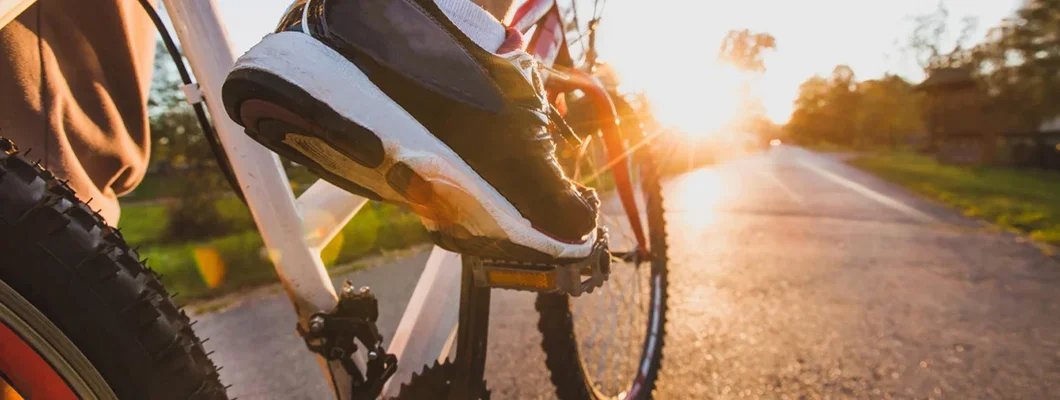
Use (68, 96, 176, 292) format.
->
(191, 147, 1060, 399)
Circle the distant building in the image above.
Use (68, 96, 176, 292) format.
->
(915, 67, 994, 164)
(915, 68, 1060, 169)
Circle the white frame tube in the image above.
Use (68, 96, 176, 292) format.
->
(162, 1, 462, 397)
(382, 247, 463, 397)
(160, 1, 359, 397)
(297, 180, 369, 250)
(160, 0, 339, 330)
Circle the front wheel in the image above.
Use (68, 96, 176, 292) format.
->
(537, 94, 669, 400)
(0, 138, 227, 399)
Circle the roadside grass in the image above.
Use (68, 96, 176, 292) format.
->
(119, 202, 169, 244)
(799, 140, 931, 155)
(803, 141, 853, 153)
(849, 152, 1060, 246)
(120, 199, 429, 300)
(118, 196, 257, 245)
(122, 167, 320, 201)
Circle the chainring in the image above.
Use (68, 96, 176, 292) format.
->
(395, 361, 490, 400)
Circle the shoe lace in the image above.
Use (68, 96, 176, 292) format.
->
(547, 103, 583, 146)
(530, 62, 582, 146)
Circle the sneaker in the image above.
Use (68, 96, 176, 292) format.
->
(221, 0, 598, 262)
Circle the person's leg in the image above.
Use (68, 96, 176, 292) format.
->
(0, 0, 156, 224)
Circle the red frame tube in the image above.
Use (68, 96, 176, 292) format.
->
(509, 0, 555, 32)
(545, 69, 649, 255)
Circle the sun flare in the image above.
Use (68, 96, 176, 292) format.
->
(644, 63, 747, 137)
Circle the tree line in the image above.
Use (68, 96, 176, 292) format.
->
(784, 67, 924, 149)
(783, 0, 1059, 148)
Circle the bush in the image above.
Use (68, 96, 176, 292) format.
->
(164, 170, 242, 242)
(142, 231, 277, 299)
(328, 203, 429, 266)
(850, 152, 1060, 246)
(119, 203, 169, 244)
(166, 196, 233, 241)
(143, 202, 430, 300)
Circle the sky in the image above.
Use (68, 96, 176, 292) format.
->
(210, 0, 1023, 131)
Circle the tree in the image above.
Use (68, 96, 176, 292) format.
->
(972, 0, 1060, 128)
(148, 41, 212, 168)
(908, 0, 1060, 131)
(784, 67, 923, 148)
(146, 41, 234, 240)
(785, 75, 832, 144)
(855, 75, 924, 148)
(825, 66, 861, 144)
(786, 0, 1060, 149)
(715, 29, 777, 142)
(785, 66, 860, 145)
(717, 29, 777, 73)
(907, 3, 979, 71)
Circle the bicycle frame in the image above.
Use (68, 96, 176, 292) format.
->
(0, 0, 644, 398)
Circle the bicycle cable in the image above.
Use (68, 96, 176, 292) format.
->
(572, 0, 609, 70)
(136, 0, 248, 206)
(592, 0, 608, 21)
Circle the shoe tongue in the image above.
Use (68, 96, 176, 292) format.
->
(497, 26, 525, 54)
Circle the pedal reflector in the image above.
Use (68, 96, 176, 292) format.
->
(485, 268, 555, 291)
(470, 228, 611, 296)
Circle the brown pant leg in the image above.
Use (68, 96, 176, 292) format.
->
(0, 0, 155, 224)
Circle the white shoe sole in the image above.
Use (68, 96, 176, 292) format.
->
(226, 31, 595, 260)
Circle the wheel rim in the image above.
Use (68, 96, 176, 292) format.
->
(568, 137, 663, 399)
(0, 279, 116, 400)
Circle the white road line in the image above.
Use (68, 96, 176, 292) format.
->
(750, 163, 806, 206)
(765, 165, 806, 207)
(798, 160, 938, 223)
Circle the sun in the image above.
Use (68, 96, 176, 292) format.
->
(639, 63, 747, 138)
(592, 0, 809, 135)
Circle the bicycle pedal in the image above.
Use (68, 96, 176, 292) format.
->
(470, 229, 610, 296)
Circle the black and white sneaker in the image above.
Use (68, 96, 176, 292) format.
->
(221, 0, 599, 262)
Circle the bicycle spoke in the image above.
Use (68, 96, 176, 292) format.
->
(609, 273, 627, 392)
(582, 148, 640, 253)
(606, 277, 619, 388)
(596, 283, 615, 391)
(566, 119, 661, 397)
(579, 130, 664, 187)
(628, 268, 640, 383)
(610, 249, 649, 263)
(580, 294, 605, 384)
(574, 248, 653, 395)
(632, 264, 645, 375)
(623, 263, 642, 391)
